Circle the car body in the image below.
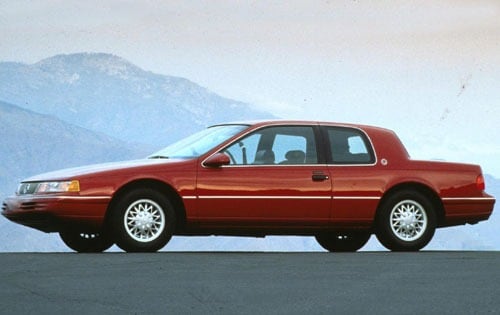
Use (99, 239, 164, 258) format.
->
(2, 120, 496, 252)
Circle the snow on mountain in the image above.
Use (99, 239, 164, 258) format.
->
(0, 53, 273, 146)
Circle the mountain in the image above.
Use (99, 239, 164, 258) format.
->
(0, 100, 149, 200)
(0, 53, 273, 146)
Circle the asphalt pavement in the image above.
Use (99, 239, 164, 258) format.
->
(0, 252, 498, 314)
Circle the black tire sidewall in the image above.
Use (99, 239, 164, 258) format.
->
(376, 190, 436, 251)
(59, 230, 113, 253)
(112, 189, 175, 252)
(316, 231, 371, 252)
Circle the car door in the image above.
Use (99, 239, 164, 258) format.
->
(323, 126, 381, 226)
(195, 125, 332, 226)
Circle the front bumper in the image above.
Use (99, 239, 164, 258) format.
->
(2, 195, 111, 233)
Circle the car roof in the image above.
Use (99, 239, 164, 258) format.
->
(211, 119, 393, 133)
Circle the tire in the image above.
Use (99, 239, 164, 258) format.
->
(315, 231, 371, 252)
(375, 190, 436, 251)
(59, 230, 114, 253)
(111, 188, 175, 252)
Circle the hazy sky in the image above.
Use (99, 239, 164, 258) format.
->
(1, 1, 500, 176)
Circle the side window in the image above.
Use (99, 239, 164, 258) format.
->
(223, 126, 318, 165)
(272, 134, 307, 163)
(327, 127, 375, 164)
(224, 133, 260, 165)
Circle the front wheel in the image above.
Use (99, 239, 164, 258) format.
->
(111, 189, 176, 252)
(59, 230, 114, 253)
(316, 231, 371, 252)
(375, 190, 436, 251)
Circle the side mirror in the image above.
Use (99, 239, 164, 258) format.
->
(204, 153, 231, 168)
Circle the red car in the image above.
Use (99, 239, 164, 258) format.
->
(2, 120, 496, 252)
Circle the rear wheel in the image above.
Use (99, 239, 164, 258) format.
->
(59, 230, 113, 253)
(111, 188, 175, 252)
(376, 190, 436, 251)
(316, 231, 371, 252)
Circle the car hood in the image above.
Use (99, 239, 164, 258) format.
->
(24, 158, 188, 182)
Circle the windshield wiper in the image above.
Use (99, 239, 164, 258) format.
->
(148, 155, 169, 159)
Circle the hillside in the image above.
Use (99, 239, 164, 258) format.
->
(0, 53, 273, 146)
(0, 100, 149, 199)
(0, 100, 155, 251)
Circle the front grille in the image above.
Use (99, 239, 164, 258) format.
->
(20, 202, 47, 211)
(20, 202, 37, 211)
(1, 203, 7, 211)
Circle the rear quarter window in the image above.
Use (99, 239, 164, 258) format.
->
(326, 127, 375, 164)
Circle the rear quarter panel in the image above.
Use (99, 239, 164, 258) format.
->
(330, 125, 494, 227)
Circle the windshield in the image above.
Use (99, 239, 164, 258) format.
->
(149, 124, 248, 159)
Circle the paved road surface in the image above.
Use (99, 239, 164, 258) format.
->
(0, 252, 498, 314)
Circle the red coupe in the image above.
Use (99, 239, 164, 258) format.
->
(2, 120, 495, 252)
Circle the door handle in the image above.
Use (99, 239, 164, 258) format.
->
(312, 173, 329, 181)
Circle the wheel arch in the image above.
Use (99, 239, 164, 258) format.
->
(377, 182, 445, 227)
(104, 179, 187, 233)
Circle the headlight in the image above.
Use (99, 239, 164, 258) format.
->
(35, 180, 80, 194)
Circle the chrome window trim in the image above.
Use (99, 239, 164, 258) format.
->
(218, 163, 329, 168)
(201, 122, 383, 168)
